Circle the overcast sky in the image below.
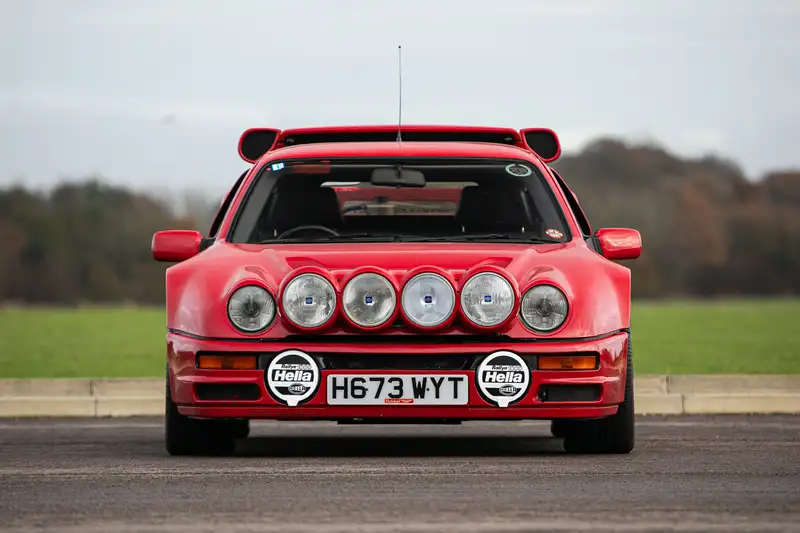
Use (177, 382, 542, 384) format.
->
(1, 0, 798, 196)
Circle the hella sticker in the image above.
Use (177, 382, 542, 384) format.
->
(476, 351, 531, 408)
(265, 350, 320, 406)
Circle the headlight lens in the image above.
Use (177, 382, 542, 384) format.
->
(282, 274, 337, 328)
(227, 285, 276, 332)
(343, 273, 396, 327)
(401, 272, 455, 327)
(520, 284, 569, 332)
(460, 272, 515, 327)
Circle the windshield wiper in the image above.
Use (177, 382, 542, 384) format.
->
(261, 233, 413, 244)
(404, 233, 561, 243)
(261, 233, 561, 244)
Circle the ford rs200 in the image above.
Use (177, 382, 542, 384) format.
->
(152, 124, 642, 456)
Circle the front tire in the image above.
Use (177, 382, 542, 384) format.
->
(231, 419, 250, 439)
(165, 373, 237, 456)
(562, 334, 635, 454)
(550, 420, 573, 438)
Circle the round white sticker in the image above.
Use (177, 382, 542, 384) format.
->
(476, 351, 531, 408)
(265, 350, 320, 407)
(505, 163, 532, 177)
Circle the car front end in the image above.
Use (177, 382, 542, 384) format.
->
(167, 253, 630, 422)
(154, 126, 641, 455)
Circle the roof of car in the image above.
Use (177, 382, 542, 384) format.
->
(258, 141, 539, 166)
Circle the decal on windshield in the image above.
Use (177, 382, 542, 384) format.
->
(545, 228, 563, 239)
(505, 163, 532, 177)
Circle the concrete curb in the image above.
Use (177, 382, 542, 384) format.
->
(0, 376, 797, 417)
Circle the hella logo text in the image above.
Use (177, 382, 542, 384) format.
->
(271, 370, 314, 382)
(482, 371, 524, 383)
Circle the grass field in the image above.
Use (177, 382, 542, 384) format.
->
(0, 300, 798, 378)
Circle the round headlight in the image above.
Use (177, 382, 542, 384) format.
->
(343, 273, 396, 328)
(227, 285, 276, 332)
(461, 272, 515, 327)
(282, 273, 337, 328)
(401, 272, 456, 327)
(520, 284, 569, 332)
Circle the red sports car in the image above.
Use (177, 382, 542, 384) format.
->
(152, 125, 642, 456)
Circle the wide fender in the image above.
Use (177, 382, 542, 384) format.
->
(508, 248, 631, 338)
(166, 253, 283, 336)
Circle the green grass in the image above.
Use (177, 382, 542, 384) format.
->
(0, 307, 166, 378)
(0, 299, 798, 378)
(632, 299, 800, 374)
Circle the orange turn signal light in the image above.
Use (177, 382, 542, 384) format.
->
(537, 355, 597, 370)
(198, 355, 258, 370)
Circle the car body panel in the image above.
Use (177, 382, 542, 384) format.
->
(166, 241, 631, 341)
(168, 330, 628, 419)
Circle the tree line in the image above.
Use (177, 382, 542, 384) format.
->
(0, 138, 798, 304)
(553, 139, 800, 297)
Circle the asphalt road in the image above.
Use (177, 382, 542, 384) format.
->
(0, 416, 798, 533)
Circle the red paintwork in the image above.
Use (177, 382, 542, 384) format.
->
(237, 127, 281, 163)
(152, 230, 202, 263)
(157, 127, 640, 422)
(596, 228, 643, 260)
(237, 125, 563, 163)
(165, 242, 632, 339)
(520, 127, 562, 163)
(169, 331, 628, 420)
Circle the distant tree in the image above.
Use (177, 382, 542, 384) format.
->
(554, 138, 800, 298)
(0, 179, 201, 304)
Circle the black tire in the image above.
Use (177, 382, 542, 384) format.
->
(562, 334, 635, 454)
(231, 419, 250, 439)
(550, 420, 573, 438)
(165, 372, 237, 456)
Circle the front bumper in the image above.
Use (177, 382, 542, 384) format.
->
(168, 331, 629, 421)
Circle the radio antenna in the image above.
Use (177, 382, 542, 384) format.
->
(396, 45, 403, 143)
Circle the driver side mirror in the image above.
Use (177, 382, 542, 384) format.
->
(152, 230, 202, 262)
(595, 228, 642, 260)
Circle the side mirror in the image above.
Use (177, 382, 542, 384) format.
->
(595, 228, 642, 260)
(152, 230, 202, 262)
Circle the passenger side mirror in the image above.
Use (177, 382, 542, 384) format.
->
(152, 230, 203, 262)
(595, 228, 642, 260)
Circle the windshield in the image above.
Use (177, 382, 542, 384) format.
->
(227, 158, 571, 244)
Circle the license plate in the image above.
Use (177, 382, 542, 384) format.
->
(327, 374, 469, 405)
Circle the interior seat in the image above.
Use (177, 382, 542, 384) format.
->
(456, 185, 537, 233)
(263, 183, 343, 235)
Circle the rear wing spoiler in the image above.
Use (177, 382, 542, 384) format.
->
(238, 125, 560, 164)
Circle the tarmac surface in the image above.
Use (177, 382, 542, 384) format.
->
(0, 415, 798, 532)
